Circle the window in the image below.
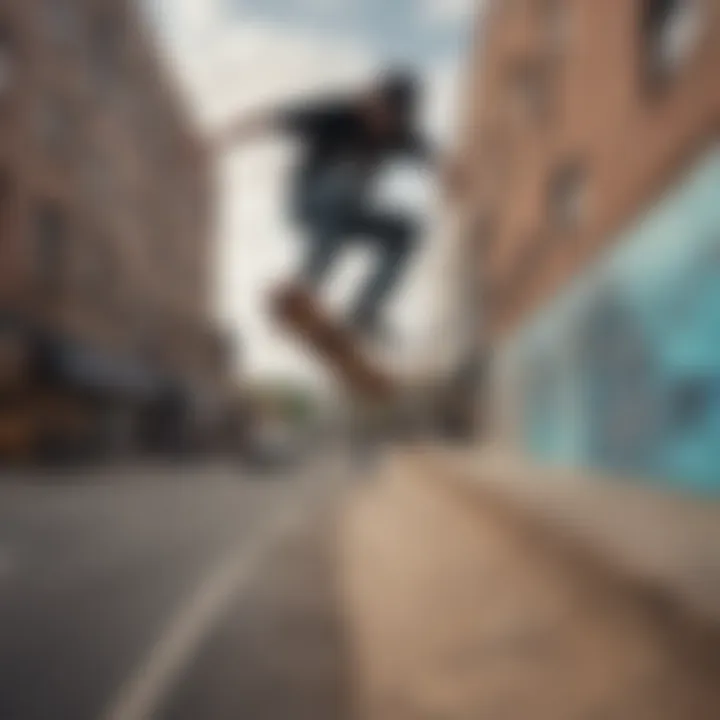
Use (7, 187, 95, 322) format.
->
(36, 93, 74, 161)
(35, 203, 67, 296)
(642, 0, 704, 86)
(508, 60, 552, 126)
(548, 162, 588, 232)
(481, 126, 514, 200)
(90, 12, 124, 92)
(0, 173, 9, 246)
(0, 24, 15, 101)
(42, 0, 80, 45)
(501, 231, 548, 307)
(76, 234, 115, 305)
(538, 0, 571, 53)
(84, 148, 118, 218)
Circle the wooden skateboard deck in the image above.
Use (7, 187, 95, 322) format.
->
(271, 285, 397, 400)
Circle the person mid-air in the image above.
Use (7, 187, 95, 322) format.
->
(216, 70, 455, 343)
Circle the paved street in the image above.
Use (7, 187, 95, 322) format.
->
(3, 450, 719, 720)
(0, 458, 355, 720)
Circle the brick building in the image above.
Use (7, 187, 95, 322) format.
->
(460, 0, 720, 488)
(0, 0, 232, 460)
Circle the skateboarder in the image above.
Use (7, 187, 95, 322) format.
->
(215, 71, 443, 342)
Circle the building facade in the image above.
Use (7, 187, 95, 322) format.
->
(0, 0, 231, 461)
(460, 0, 720, 490)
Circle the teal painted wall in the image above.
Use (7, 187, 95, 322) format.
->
(502, 146, 720, 493)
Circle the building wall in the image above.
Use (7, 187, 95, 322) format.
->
(460, 0, 720, 488)
(498, 145, 720, 491)
(462, 0, 719, 340)
(0, 0, 228, 459)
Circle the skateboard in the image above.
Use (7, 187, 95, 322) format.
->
(270, 285, 397, 401)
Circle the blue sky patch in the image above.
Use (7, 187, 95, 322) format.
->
(223, 0, 471, 66)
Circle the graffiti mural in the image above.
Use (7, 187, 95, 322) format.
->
(503, 146, 720, 493)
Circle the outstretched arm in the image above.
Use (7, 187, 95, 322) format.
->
(212, 98, 345, 154)
(213, 109, 281, 152)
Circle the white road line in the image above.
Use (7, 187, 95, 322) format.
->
(101, 506, 304, 720)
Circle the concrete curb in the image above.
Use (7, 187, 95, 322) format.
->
(396, 447, 720, 626)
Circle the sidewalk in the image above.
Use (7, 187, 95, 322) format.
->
(426, 445, 720, 622)
(339, 449, 720, 720)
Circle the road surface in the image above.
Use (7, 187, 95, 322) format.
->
(5, 450, 719, 720)
(0, 459, 354, 720)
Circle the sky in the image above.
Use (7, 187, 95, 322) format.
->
(144, 0, 480, 386)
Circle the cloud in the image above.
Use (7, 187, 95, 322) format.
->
(422, 0, 481, 27)
(299, 0, 353, 14)
(154, 3, 374, 382)
(151, 0, 375, 124)
(149, 0, 465, 383)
